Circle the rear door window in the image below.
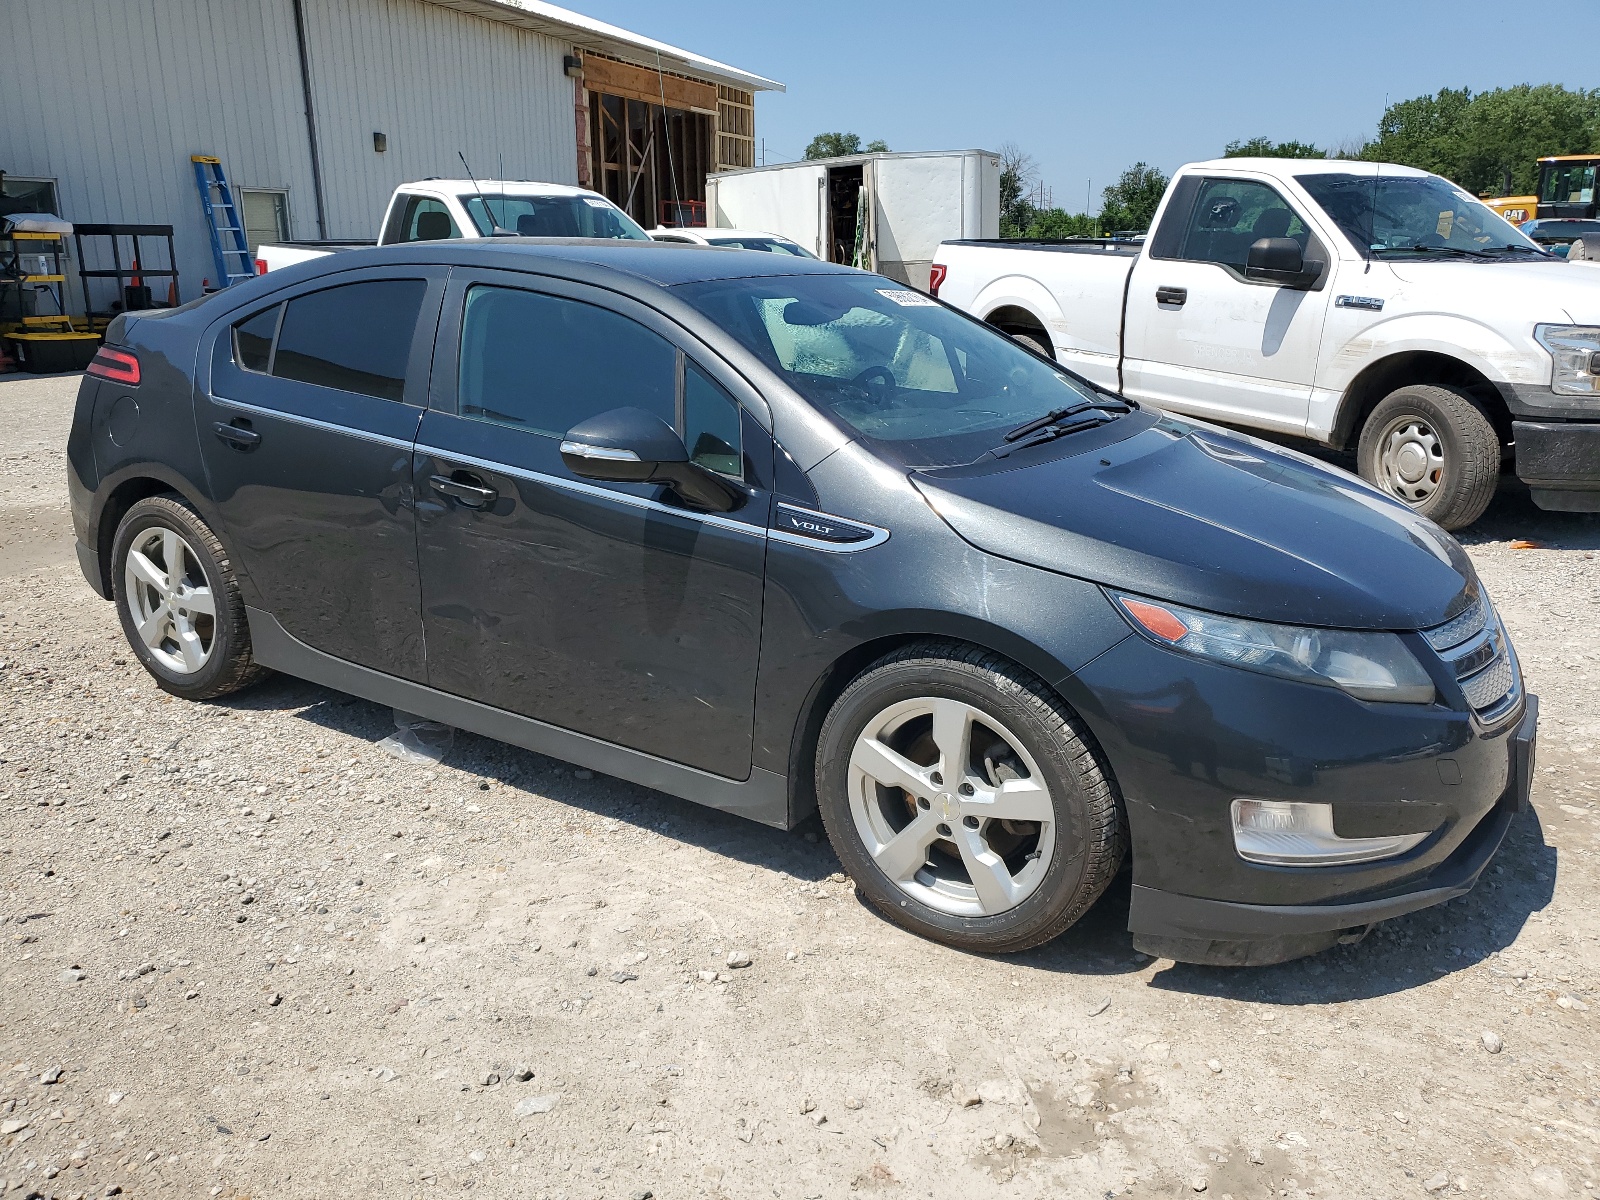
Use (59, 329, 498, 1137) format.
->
(272, 280, 427, 401)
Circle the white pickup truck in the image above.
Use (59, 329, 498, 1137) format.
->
(932, 157, 1600, 529)
(255, 178, 649, 273)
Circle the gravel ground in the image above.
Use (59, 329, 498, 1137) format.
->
(1, 372, 1597, 1200)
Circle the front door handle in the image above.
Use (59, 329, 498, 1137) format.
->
(213, 419, 261, 449)
(429, 472, 498, 508)
(1155, 286, 1187, 307)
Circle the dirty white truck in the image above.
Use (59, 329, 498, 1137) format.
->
(255, 178, 648, 272)
(932, 158, 1600, 529)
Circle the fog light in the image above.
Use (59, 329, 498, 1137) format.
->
(1230, 799, 1429, 866)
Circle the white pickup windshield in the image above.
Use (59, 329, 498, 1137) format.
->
(1297, 173, 1547, 259)
(463, 194, 650, 241)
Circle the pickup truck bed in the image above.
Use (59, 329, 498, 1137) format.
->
(254, 240, 375, 273)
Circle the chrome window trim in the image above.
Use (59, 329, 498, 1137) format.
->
(210, 394, 416, 452)
(769, 503, 890, 553)
(414, 444, 766, 539)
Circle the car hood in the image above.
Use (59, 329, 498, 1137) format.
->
(1385, 258, 1600, 322)
(910, 415, 1477, 631)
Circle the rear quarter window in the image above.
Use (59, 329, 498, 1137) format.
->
(271, 279, 427, 401)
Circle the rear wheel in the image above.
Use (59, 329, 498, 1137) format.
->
(815, 642, 1124, 954)
(1008, 330, 1052, 358)
(111, 495, 265, 700)
(1357, 384, 1500, 530)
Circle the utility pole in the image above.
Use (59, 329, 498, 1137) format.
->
(760, 138, 766, 166)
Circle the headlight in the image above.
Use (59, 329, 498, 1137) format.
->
(1112, 593, 1436, 704)
(1534, 323, 1600, 396)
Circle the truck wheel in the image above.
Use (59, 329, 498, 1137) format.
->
(111, 495, 267, 701)
(1009, 331, 1052, 358)
(814, 641, 1125, 954)
(1357, 384, 1500, 530)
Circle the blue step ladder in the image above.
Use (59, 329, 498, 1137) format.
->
(190, 155, 256, 289)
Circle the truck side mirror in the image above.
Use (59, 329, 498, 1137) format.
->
(1245, 237, 1323, 289)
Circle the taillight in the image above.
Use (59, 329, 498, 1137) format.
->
(928, 263, 947, 296)
(256, 258, 268, 275)
(87, 345, 140, 386)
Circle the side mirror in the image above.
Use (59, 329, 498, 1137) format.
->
(560, 406, 742, 513)
(1245, 237, 1323, 288)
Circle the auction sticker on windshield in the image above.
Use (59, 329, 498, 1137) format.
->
(877, 289, 939, 307)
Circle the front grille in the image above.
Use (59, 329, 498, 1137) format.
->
(1422, 592, 1520, 721)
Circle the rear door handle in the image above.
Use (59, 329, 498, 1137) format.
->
(429, 472, 498, 508)
(1155, 286, 1187, 307)
(213, 419, 261, 449)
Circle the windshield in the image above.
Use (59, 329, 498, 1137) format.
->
(674, 273, 1114, 467)
(1527, 219, 1600, 240)
(1540, 162, 1596, 206)
(462, 194, 650, 241)
(704, 236, 817, 258)
(1296, 172, 1543, 258)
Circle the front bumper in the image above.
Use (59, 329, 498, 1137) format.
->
(1514, 420, 1600, 512)
(1062, 630, 1538, 965)
(1125, 696, 1535, 965)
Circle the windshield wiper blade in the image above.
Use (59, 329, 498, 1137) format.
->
(1003, 398, 1129, 442)
(1377, 244, 1495, 260)
(989, 414, 1113, 457)
(1494, 243, 1556, 257)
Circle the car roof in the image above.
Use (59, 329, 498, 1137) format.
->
(309, 237, 855, 288)
(408, 179, 603, 199)
(1185, 157, 1434, 180)
(700, 230, 801, 241)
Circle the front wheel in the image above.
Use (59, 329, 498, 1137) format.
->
(111, 495, 266, 700)
(1357, 384, 1501, 530)
(815, 642, 1125, 954)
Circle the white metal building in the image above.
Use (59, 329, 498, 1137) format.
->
(1, 0, 780, 313)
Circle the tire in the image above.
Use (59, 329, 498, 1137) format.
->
(111, 494, 266, 701)
(1356, 384, 1501, 530)
(1008, 330, 1052, 359)
(815, 641, 1125, 954)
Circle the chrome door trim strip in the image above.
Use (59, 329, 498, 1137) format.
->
(415, 443, 767, 539)
(210, 393, 417, 453)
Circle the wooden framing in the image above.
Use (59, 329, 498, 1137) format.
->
(582, 54, 716, 114)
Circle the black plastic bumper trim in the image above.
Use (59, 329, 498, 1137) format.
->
(76, 539, 108, 600)
(1128, 696, 1535, 942)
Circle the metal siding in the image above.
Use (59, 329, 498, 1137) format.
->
(2, 0, 575, 311)
(300, 0, 576, 241)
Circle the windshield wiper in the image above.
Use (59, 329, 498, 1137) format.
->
(988, 414, 1115, 458)
(1003, 398, 1130, 442)
(1493, 243, 1556, 257)
(1376, 244, 1495, 260)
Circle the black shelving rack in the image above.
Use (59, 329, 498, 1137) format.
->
(72, 223, 180, 329)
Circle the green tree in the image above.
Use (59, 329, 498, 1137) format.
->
(804, 132, 889, 160)
(1099, 162, 1169, 233)
(998, 142, 1040, 237)
(1359, 85, 1600, 194)
(1025, 209, 1098, 239)
(1224, 136, 1326, 159)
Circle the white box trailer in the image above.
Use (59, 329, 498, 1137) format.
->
(705, 149, 1000, 291)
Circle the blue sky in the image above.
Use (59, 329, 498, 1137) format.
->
(576, 0, 1595, 210)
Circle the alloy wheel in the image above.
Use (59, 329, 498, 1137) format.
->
(123, 527, 217, 675)
(847, 696, 1056, 917)
(1374, 415, 1445, 505)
